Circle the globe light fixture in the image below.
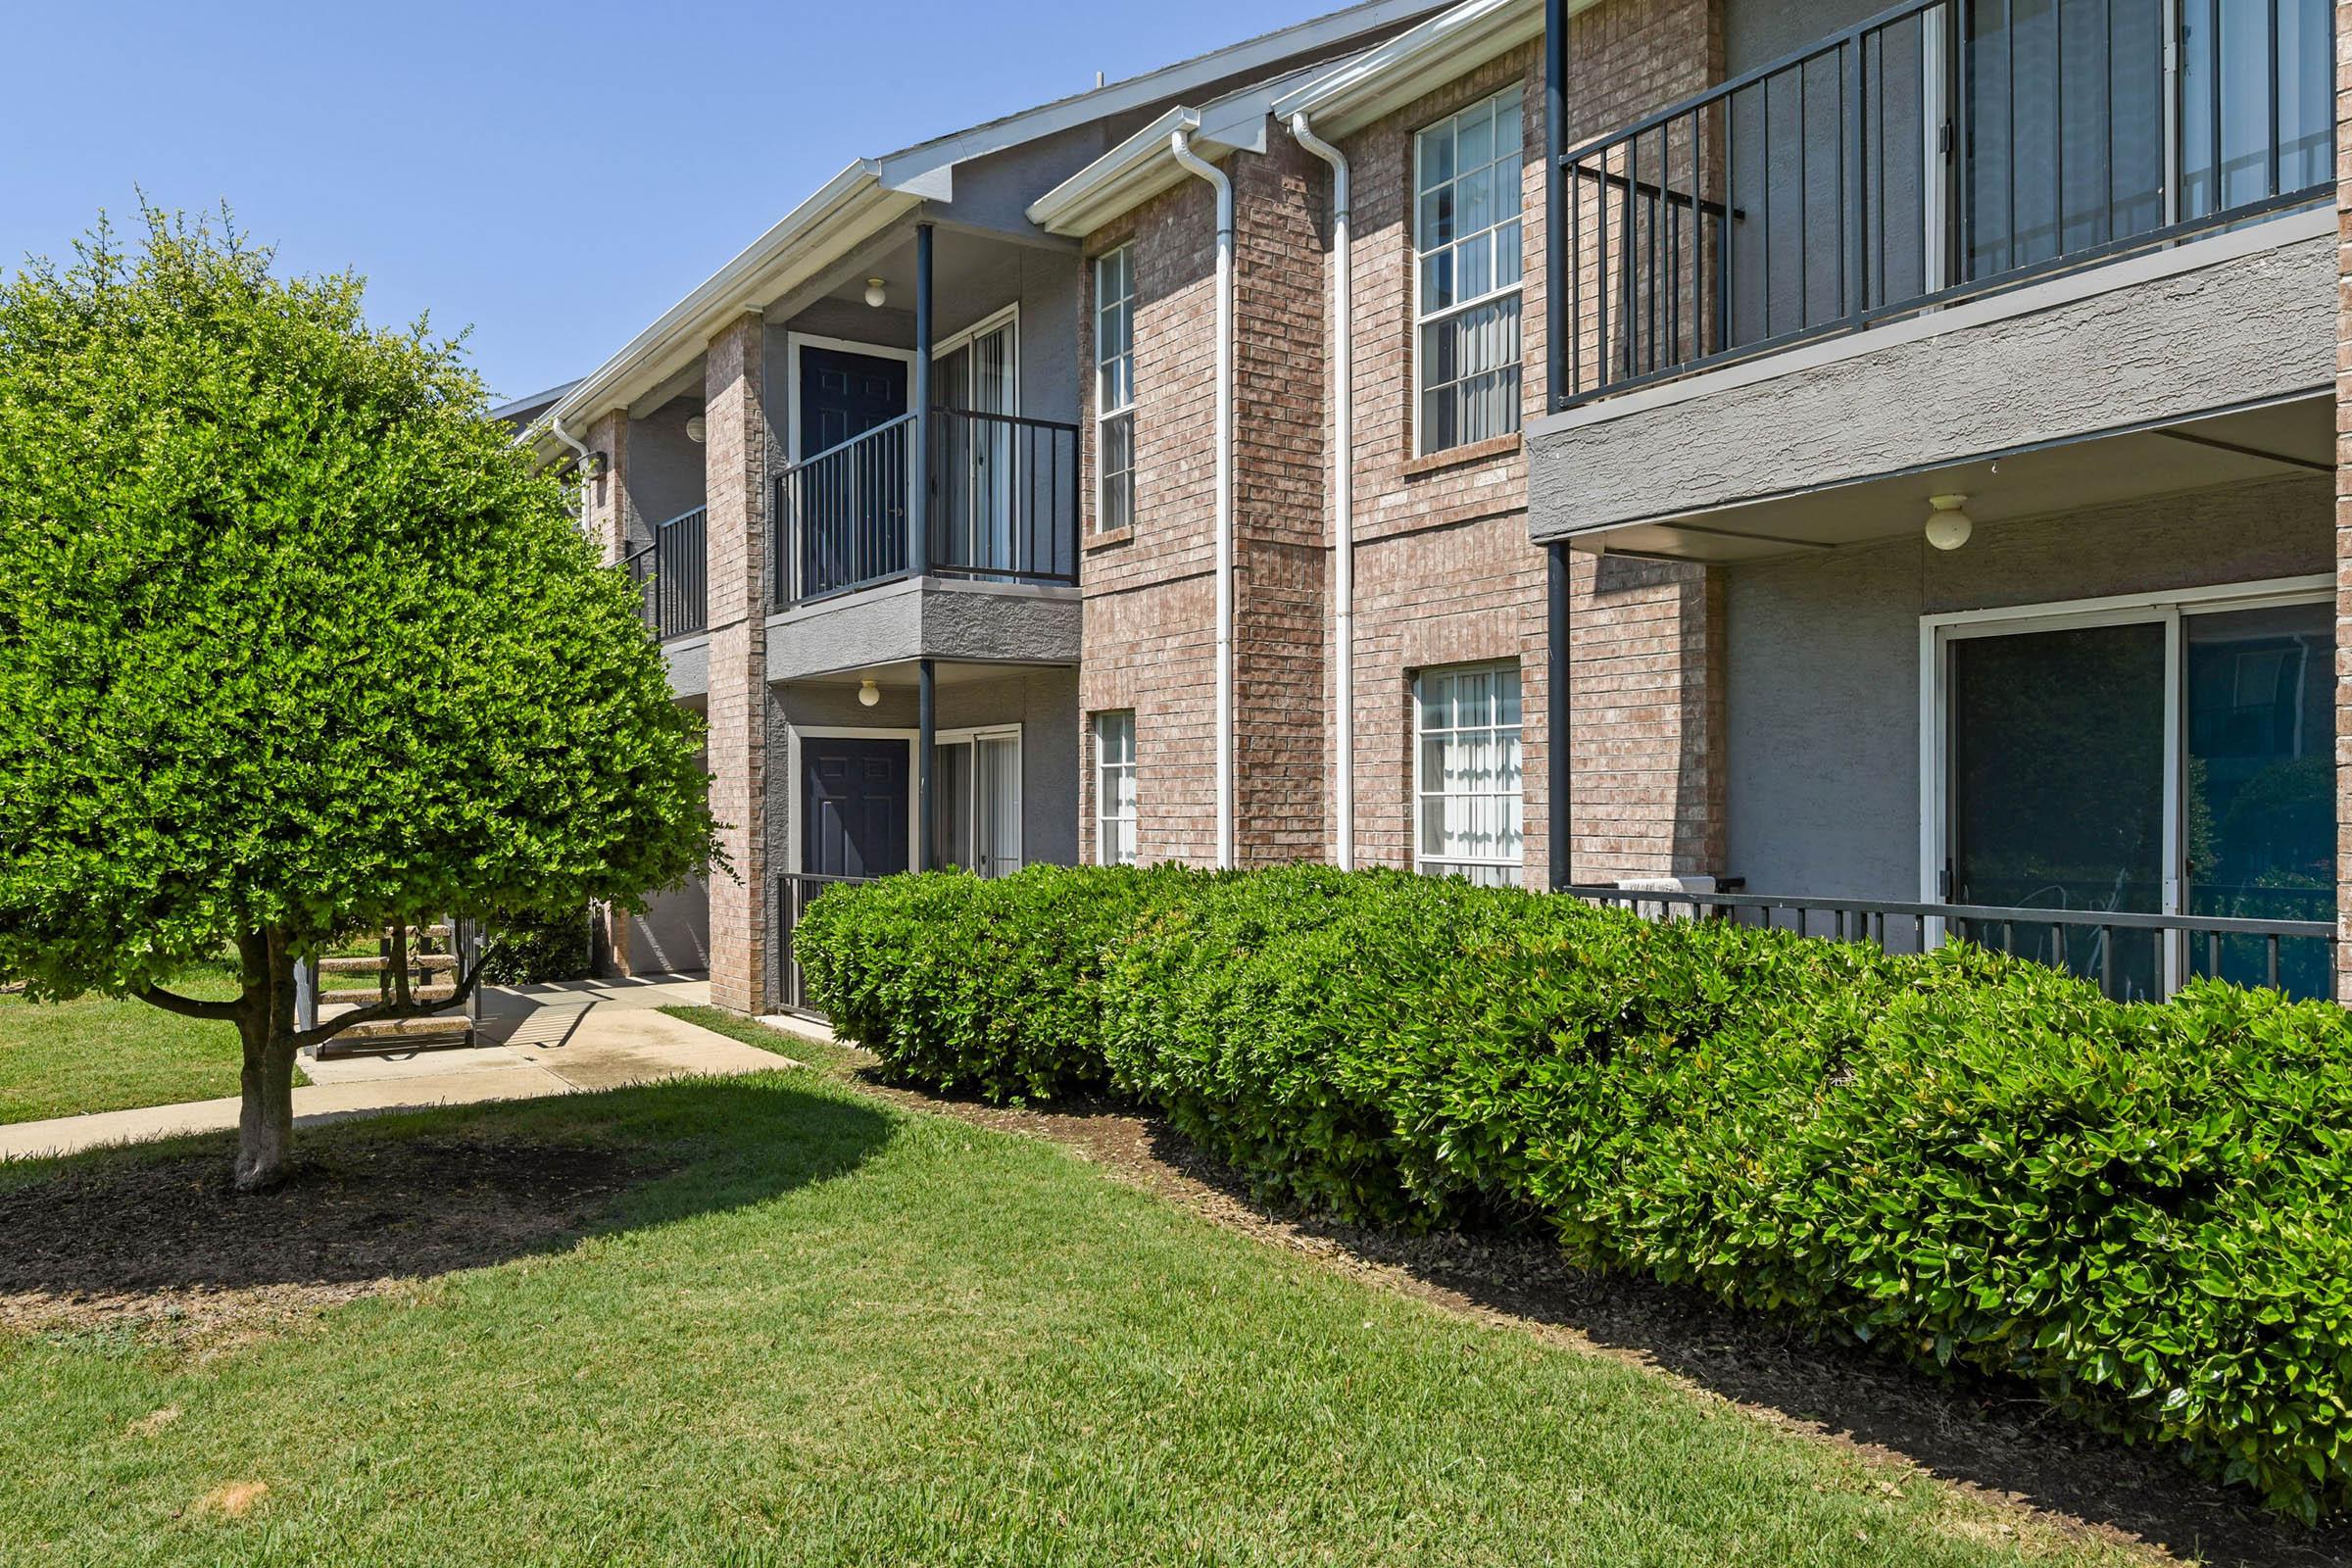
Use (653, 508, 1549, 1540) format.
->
(858, 678, 882, 709)
(1925, 494, 1974, 552)
(685, 415, 707, 444)
(864, 277, 889, 309)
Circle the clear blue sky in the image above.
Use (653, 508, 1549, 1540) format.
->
(4, 0, 1340, 403)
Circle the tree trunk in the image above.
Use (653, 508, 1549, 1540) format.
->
(232, 930, 301, 1193)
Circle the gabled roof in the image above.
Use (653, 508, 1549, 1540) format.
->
(539, 0, 1450, 443)
(1027, 65, 1333, 238)
(1272, 0, 1552, 137)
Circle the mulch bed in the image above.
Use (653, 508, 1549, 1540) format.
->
(837, 1055, 2352, 1568)
(0, 1136, 648, 1344)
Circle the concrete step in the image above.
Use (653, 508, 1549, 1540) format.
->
(318, 954, 460, 975)
(319, 984, 459, 1006)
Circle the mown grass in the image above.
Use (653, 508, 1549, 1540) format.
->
(0, 1056, 2160, 1567)
(0, 961, 306, 1125)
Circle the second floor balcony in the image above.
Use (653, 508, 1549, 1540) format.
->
(1550, 0, 2333, 407)
(774, 403, 1080, 606)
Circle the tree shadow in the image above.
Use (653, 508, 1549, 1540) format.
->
(0, 1076, 894, 1336)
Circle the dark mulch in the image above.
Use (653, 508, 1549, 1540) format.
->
(0, 1136, 650, 1342)
(838, 1055, 2352, 1568)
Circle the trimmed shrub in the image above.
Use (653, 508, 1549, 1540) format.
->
(478, 908, 592, 985)
(795, 863, 2352, 1519)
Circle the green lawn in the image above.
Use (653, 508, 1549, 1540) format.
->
(0, 1049, 2161, 1567)
(0, 963, 307, 1125)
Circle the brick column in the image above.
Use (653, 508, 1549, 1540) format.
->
(582, 410, 632, 565)
(2333, 0, 2352, 1001)
(705, 314, 769, 1014)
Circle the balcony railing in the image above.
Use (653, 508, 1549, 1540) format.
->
(1562, 884, 2336, 1004)
(775, 407, 1080, 605)
(623, 505, 709, 641)
(777, 871, 877, 1017)
(1551, 0, 2334, 406)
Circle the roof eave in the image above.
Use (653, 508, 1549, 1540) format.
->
(1272, 0, 1553, 138)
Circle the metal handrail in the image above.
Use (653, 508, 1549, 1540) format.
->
(775, 416, 916, 605)
(927, 405, 1080, 585)
(1562, 883, 2334, 1002)
(1551, 0, 2335, 406)
(777, 871, 879, 1018)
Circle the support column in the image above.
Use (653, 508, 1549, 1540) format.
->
(2333, 0, 2352, 1002)
(584, 407, 634, 978)
(911, 221, 935, 579)
(1547, 542, 1573, 891)
(917, 657, 937, 872)
(706, 312, 770, 1014)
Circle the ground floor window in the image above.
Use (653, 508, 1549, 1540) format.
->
(1094, 711, 1138, 867)
(1932, 580, 2332, 1000)
(1414, 662, 1523, 887)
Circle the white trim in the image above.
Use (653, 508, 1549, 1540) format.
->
(1410, 83, 1528, 459)
(932, 301, 1020, 372)
(1411, 660, 1526, 884)
(1916, 574, 2332, 971)
(1272, 0, 1552, 138)
(1093, 710, 1140, 868)
(783, 332, 918, 465)
(1094, 244, 1139, 535)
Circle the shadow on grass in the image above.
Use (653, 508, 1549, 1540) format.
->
(832, 1057, 2350, 1568)
(0, 1074, 893, 1333)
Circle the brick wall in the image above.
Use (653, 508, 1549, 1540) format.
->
(582, 410, 632, 566)
(2334, 0, 2351, 1000)
(1077, 0, 1727, 885)
(704, 314, 768, 1013)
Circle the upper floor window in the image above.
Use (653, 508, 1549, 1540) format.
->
(1414, 86, 1525, 455)
(1095, 245, 1137, 532)
(1415, 662, 1522, 886)
(1094, 711, 1138, 866)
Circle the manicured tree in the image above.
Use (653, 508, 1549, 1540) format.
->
(0, 209, 719, 1190)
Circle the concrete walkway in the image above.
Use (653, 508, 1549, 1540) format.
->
(0, 976, 803, 1162)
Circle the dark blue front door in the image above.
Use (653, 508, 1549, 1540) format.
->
(802, 738, 910, 879)
(799, 347, 906, 457)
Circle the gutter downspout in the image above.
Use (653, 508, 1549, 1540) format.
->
(549, 414, 599, 551)
(1171, 126, 1237, 871)
(1290, 112, 1353, 871)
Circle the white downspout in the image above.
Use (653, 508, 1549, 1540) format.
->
(1172, 126, 1236, 871)
(1290, 112, 1353, 871)
(549, 413, 599, 550)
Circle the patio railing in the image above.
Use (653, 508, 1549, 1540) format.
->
(1561, 884, 2337, 1003)
(1552, 0, 2335, 405)
(622, 505, 709, 641)
(776, 871, 878, 1018)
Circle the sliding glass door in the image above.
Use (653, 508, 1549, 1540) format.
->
(1935, 584, 2331, 1000)
(930, 729, 1023, 879)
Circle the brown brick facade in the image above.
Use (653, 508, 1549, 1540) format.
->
(704, 314, 768, 1013)
(1079, 0, 1728, 887)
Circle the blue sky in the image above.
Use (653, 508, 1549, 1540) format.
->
(4, 0, 1342, 402)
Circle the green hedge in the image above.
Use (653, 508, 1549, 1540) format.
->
(478, 907, 593, 986)
(795, 864, 2352, 1519)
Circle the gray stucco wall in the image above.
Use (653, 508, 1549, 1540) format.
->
(626, 397, 707, 545)
(1529, 220, 2333, 539)
(767, 579, 1082, 682)
(1722, 475, 2328, 903)
(1723, 0, 1889, 74)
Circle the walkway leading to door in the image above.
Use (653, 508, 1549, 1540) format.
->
(0, 977, 798, 1162)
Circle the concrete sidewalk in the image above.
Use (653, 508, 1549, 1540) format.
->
(0, 976, 803, 1162)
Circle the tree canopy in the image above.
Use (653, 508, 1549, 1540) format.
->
(0, 207, 717, 1185)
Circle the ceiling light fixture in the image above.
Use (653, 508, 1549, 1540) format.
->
(685, 415, 707, 444)
(858, 678, 882, 709)
(1924, 494, 1974, 552)
(863, 277, 889, 309)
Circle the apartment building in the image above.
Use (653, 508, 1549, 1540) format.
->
(547, 0, 2345, 1012)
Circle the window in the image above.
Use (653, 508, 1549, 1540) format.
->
(1414, 87, 1525, 454)
(1095, 711, 1138, 866)
(1094, 246, 1137, 532)
(1415, 663, 1523, 886)
(932, 728, 1023, 879)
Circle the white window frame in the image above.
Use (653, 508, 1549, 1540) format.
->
(932, 722, 1024, 878)
(1411, 85, 1527, 458)
(1412, 662, 1525, 886)
(1094, 245, 1138, 533)
(1094, 710, 1139, 867)
(1916, 573, 2333, 980)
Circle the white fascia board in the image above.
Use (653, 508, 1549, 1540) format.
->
(550, 162, 914, 428)
(1027, 67, 1324, 237)
(1273, 0, 1557, 138)
(876, 0, 1446, 192)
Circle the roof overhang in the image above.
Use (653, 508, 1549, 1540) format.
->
(1027, 66, 1328, 237)
(1271, 0, 1554, 137)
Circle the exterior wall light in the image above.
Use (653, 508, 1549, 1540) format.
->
(864, 277, 889, 308)
(685, 415, 707, 444)
(1925, 494, 1973, 552)
(858, 678, 882, 709)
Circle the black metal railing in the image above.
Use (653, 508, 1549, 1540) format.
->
(777, 871, 877, 1017)
(1553, 0, 2334, 405)
(774, 408, 1081, 604)
(623, 505, 709, 641)
(1562, 884, 2337, 1004)
(928, 407, 1081, 585)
